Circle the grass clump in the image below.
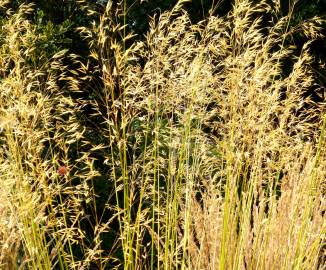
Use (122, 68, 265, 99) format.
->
(0, 0, 325, 269)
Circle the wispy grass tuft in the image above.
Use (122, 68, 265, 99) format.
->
(0, 0, 325, 269)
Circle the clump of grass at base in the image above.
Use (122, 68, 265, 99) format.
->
(0, 0, 325, 269)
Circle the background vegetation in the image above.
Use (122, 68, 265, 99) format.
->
(0, 0, 325, 269)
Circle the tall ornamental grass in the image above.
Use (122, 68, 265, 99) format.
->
(0, 0, 325, 269)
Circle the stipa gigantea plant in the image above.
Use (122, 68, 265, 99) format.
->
(0, 3, 99, 269)
(1, 1, 147, 268)
(76, 1, 154, 267)
(73, 0, 326, 269)
(0, 0, 325, 269)
(167, 1, 326, 269)
(74, 0, 207, 268)
(99, 0, 324, 269)
(0, 4, 52, 269)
